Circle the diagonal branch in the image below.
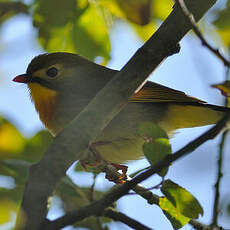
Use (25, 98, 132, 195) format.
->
(17, 1, 219, 229)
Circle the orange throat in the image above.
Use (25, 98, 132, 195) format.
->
(28, 83, 57, 134)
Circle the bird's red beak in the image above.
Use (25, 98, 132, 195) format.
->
(13, 74, 29, 83)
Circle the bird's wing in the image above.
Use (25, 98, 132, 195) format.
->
(129, 81, 206, 104)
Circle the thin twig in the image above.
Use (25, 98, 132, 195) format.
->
(127, 179, 164, 196)
(88, 174, 104, 230)
(211, 50, 230, 227)
(89, 174, 97, 202)
(103, 208, 153, 230)
(175, 0, 230, 67)
(211, 130, 227, 227)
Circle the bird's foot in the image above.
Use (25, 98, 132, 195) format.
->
(80, 142, 128, 184)
(105, 163, 128, 184)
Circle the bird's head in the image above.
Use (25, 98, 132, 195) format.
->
(13, 52, 114, 135)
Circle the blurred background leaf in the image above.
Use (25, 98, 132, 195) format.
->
(0, 199, 18, 224)
(0, 1, 28, 24)
(56, 177, 112, 229)
(0, 116, 52, 227)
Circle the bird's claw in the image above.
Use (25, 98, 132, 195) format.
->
(105, 163, 128, 184)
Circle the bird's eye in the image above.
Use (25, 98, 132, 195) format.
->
(46, 67, 58, 78)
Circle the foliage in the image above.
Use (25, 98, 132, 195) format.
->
(138, 122, 171, 177)
(0, 0, 230, 229)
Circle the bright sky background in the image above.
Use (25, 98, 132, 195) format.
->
(0, 7, 230, 230)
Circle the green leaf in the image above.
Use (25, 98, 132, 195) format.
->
(0, 199, 18, 225)
(142, 138, 171, 176)
(216, 28, 230, 47)
(213, 1, 230, 46)
(132, 21, 157, 41)
(56, 177, 109, 209)
(33, 0, 111, 62)
(0, 184, 25, 203)
(152, 0, 173, 21)
(0, 117, 52, 162)
(0, 118, 26, 160)
(213, 6, 230, 30)
(159, 197, 190, 229)
(0, 160, 29, 186)
(33, 0, 78, 27)
(115, 0, 152, 25)
(161, 180, 203, 219)
(138, 122, 168, 139)
(72, 4, 111, 61)
(0, 2, 28, 24)
(20, 130, 52, 162)
(56, 177, 111, 229)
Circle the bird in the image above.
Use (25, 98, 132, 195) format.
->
(13, 52, 230, 179)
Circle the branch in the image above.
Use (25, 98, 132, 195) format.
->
(97, 162, 159, 204)
(211, 130, 227, 227)
(189, 219, 227, 230)
(127, 114, 230, 188)
(41, 114, 229, 230)
(174, 0, 230, 67)
(17, 0, 219, 229)
(211, 57, 230, 227)
(0, 2, 28, 18)
(103, 208, 152, 230)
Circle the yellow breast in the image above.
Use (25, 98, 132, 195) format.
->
(28, 83, 57, 135)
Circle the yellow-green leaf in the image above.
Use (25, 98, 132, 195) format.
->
(33, 0, 110, 61)
(159, 197, 190, 229)
(152, 0, 173, 21)
(72, 4, 111, 62)
(0, 118, 25, 158)
(161, 180, 203, 219)
(217, 28, 230, 47)
(100, 0, 125, 19)
(213, 6, 230, 30)
(0, 199, 17, 224)
(132, 21, 157, 41)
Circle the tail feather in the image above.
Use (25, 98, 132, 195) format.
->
(158, 103, 229, 132)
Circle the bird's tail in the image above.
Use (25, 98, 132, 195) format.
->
(158, 103, 230, 133)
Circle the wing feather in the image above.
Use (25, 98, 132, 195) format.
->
(130, 81, 205, 103)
